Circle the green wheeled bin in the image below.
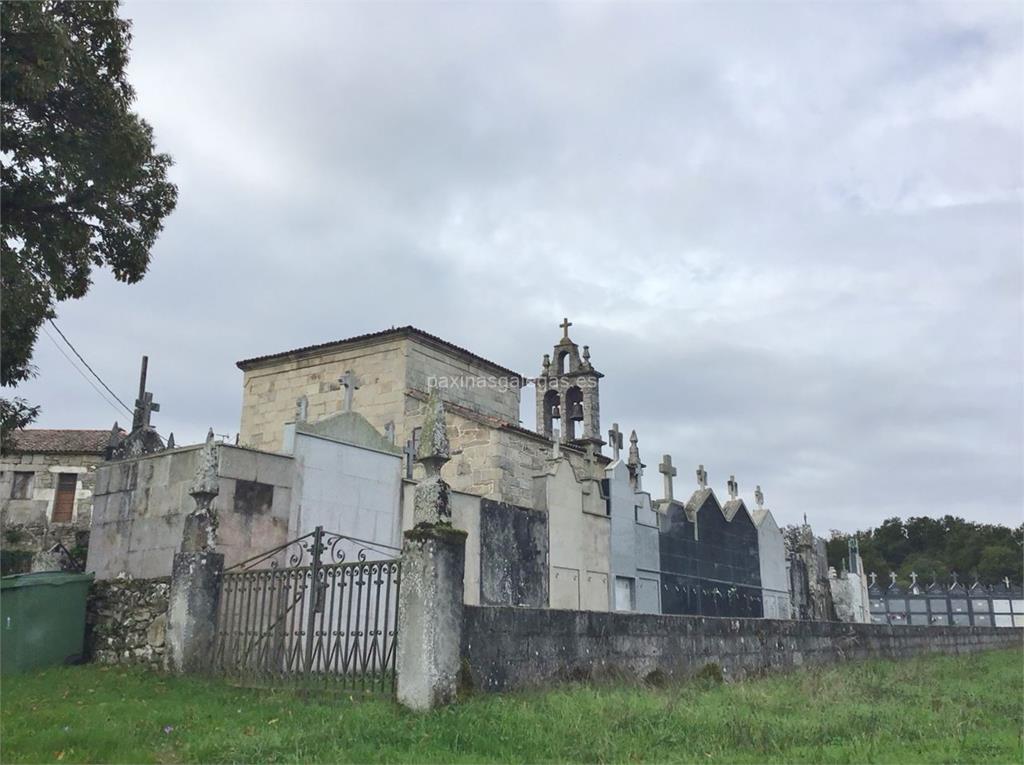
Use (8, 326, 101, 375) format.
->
(1, 571, 94, 675)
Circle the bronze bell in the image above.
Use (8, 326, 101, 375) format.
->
(551, 404, 561, 420)
(570, 402, 584, 421)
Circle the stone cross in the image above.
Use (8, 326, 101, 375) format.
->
(727, 475, 738, 500)
(560, 317, 572, 339)
(659, 455, 677, 501)
(1004, 576, 1011, 589)
(339, 370, 360, 413)
(403, 439, 416, 479)
(754, 485, 764, 509)
(696, 464, 707, 490)
(910, 571, 918, 587)
(869, 572, 877, 587)
(132, 355, 160, 431)
(608, 423, 623, 460)
(889, 571, 897, 587)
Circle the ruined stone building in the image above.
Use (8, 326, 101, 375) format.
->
(0, 428, 112, 573)
(83, 321, 816, 621)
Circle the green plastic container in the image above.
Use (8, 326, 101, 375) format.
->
(1, 571, 94, 675)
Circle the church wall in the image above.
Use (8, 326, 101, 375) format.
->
(288, 431, 402, 561)
(405, 338, 521, 424)
(87, 445, 293, 580)
(238, 338, 407, 452)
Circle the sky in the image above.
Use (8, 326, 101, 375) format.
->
(13, 1, 1023, 534)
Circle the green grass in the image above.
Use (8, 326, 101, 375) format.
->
(2, 648, 1022, 764)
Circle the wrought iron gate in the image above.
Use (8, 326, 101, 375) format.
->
(209, 527, 401, 691)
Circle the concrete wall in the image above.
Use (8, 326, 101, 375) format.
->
(88, 444, 293, 579)
(534, 457, 609, 612)
(289, 430, 402, 560)
(461, 606, 1024, 693)
(754, 510, 791, 620)
(606, 460, 661, 613)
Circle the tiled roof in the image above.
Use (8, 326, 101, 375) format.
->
(236, 325, 526, 381)
(7, 429, 112, 455)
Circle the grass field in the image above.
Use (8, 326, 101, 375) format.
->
(2, 648, 1021, 764)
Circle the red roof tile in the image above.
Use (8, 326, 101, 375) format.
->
(7, 429, 112, 455)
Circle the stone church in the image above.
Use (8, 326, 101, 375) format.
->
(86, 320, 811, 620)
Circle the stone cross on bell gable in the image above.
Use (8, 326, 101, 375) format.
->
(659, 455, 677, 501)
(560, 317, 572, 339)
(696, 464, 708, 490)
(132, 356, 160, 431)
(608, 423, 623, 461)
(727, 475, 738, 500)
(754, 485, 764, 509)
(339, 370, 360, 413)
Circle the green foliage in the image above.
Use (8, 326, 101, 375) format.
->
(1, 649, 1022, 763)
(0, 0, 177, 389)
(828, 516, 1024, 585)
(0, 396, 40, 452)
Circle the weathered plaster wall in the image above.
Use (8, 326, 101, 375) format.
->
(479, 499, 549, 607)
(289, 430, 402, 559)
(461, 606, 1024, 694)
(534, 457, 610, 612)
(88, 445, 293, 579)
(831, 571, 870, 623)
(86, 576, 170, 668)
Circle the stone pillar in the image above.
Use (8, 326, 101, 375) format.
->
(165, 549, 223, 673)
(396, 389, 468, 711)
(165, 429, 223, 673)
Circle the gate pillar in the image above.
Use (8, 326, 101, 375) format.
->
(166, 429, 224, 673)
(397, 390, 467, 711)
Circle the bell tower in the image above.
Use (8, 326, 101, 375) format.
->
(535, 318, 604, 451)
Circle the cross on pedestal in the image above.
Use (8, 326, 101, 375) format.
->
(889, 571, 897, 587)
(754, 485, 764, 509)
(559, 317, 572, 340)
(339, 370, 360, 413)
(659, 455, 677, 501)
(403, 439, 416, 479)
(696, 464, 707, 490)
(608, 423, 623, 461)
(869, 572, 877, 587)
(910, 571, 918, 587)
(727, 475, 738, 500)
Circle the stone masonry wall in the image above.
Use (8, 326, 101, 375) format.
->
(86, 577, 170, 668)
(461, 606, 1023, 693)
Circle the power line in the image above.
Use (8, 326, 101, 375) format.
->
(40, 325, 129, 419)
(46, 319, 133, 415)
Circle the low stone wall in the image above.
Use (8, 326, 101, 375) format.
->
(461, 606, 1024, 693)
(86, 576, 170, 668)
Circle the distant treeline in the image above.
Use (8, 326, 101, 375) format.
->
(825, 516, 1023, 585)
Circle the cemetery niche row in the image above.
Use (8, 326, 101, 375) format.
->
(868, 576, 1024, 628)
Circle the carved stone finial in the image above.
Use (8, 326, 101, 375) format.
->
(167, 433, 175, 449)
(581, 345, 591, 368)
(754, 485, 764, 509)
(413, 389, 451, 526)
(627, 430, 640, 466)
(295, 395, 309, 423)
(182, 429, 220, 553)
(542, 353, 551, 376)
(384, 421, 396, 445)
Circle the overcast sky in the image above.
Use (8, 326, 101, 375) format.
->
(14, 1, 1023, 534)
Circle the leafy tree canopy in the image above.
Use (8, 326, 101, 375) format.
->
(827, 516, 1024, 585)
(1, 0, 176, 397)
